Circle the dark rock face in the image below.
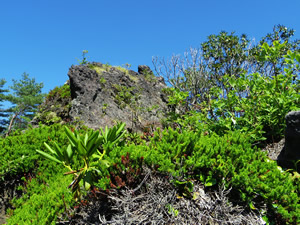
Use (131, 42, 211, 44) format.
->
(67, 63, 169, 131)
(138, 65, 152, 75)
(277, 111, 300, 171)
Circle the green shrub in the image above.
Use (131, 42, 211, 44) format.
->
(107, 128, 300, 224)
(201, 43, 299, 143)
(162, 45, 299, 145)
(7, 173, 74, 225)
(45, 84, 71, 102)
(0, 124, 69, 178)
(204, 70, 299, 143)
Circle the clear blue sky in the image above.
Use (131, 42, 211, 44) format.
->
(1, 0, 299, 94)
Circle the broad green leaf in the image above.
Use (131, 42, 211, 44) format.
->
(98, 159, 110, 168)
(88, 130, 100, 143)
(83, 170, 93, 190)
(36, 150, 62, 164)
(249, 201, 256, 210)
(84, 133, 89, 146)
(205, 177, 216, 187)
(66, 144, 73, 160)
(53, 142, 64, 160)
(64, 126, 78, 147)
(77, 140, 87, 156)
(44, 142, 61, 159)
(86, 134, 98, 152)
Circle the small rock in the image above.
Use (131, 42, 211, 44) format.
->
(138, 65, 153, 75)
(277, 111, 300, 171)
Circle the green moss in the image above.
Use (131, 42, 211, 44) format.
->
(99, 77, 107, 85)
(88, 64, 139, 83)
(88, 64, 112, 74)
(144, 71, 156, 83)
(115, 66, 139, 82)
(45, 112, 62, 124)
(114, 66, 129, 75)
(127, 73, 139, 82)
(102, 103, 108, 114)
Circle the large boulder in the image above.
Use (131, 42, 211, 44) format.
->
(67, 63, 169, 132)
(277, 111, 300, 171)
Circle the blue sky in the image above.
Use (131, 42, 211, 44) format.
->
(1, 0, 299, 94)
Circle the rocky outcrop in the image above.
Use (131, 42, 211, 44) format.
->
(277, 111, 300, 172)
(66, 63, 169, 132)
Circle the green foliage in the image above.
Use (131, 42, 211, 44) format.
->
(154, 25, 298, 113)
(0, 124, 68, 178)
(34, 84, 72, 125)
(107, 127, 299, 224)
(0, 78, 9, 132)
(284, 48, 300, 83)
(88, 64, 111, 74)
(102, 103, 108, 114)
(160, 88, 190, 128)
(259, 41, 287, 65)
(88, 63, 131, 77)
(166, 88, 189, 107)
(184, 131, 299, 223)
(202, 31, 250, 80)
(5, 73, 45, 135)
(36, 123, 126, 200)
(199, 44, 300, 142)
(143, 70, 156, 83)
(114, 66, 130, 75)
(99, 76, 107, 86)
(46, 84, 71, 101)
(113, 84, 140, 110)
(78, 50, 89, 65)
(2, 27, 300, 224)
(7, 173, 74, 225)
(171, 179, 194, 198)
(37, 111, 62, 125)
(254, 25, 299, 77)
(166, 204, 179, 217)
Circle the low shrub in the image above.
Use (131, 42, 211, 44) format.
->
(6, 173, 74, 225)
(107, 127, 300, 224)
(0, 124, 68, 179)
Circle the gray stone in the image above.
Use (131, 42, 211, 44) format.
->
(67, 63, 169, 132)
(277, 111, 300, 171)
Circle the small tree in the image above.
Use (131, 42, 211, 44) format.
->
(252, 25, 300, 78)
(153, 32, 253, 107)
(6, 73, 45, 136)
(0, 79, 9, 133)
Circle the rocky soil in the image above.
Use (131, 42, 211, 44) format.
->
(262, 138, 285, 161)
(57, 167, 265, 225)
(54, 143, 285, 225)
